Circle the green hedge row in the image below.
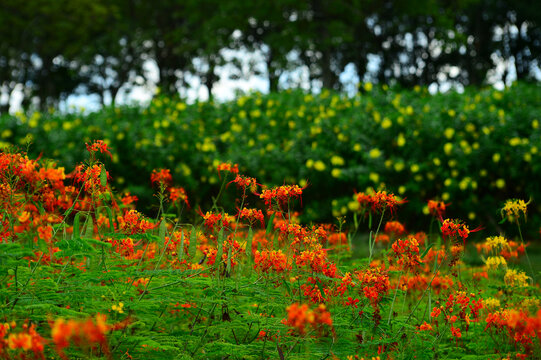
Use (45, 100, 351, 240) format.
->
(2, 83, 541, 234)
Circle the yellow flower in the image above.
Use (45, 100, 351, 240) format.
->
(444, 143, 453, 155)
(396, 133, 406, 147)
(444, 128, 455, 139)
(313, 161, 326, 171)
(504, 269, 529, 287)
(348, 201, 360, 211)
(364, 82, 373, 92)
(330, 155, 345, 166)
(485, 256, 507, 270)
(331, 168, 341, 178)
(485, 236, 508, 252)
(369, 148, 381, 158)
(495, 179, 505, 189)
(381, 118, 392, 129)
(501, 198, 529, 221)
(394, 162, 405, 172)
(484, 298, 501, 309)
(369, 172, 379, 183)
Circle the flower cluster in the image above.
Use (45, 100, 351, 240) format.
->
(85, 140, 113, 159)
(0, 322, 44, 358)
(440, 218, 480, 245)
(238, 207, 265, 227)
(228, 175, 259, 193)
(216, 162, 239, 177)
(504, 268, 530, 287)
(501, 198, 530, 223)
(356, 190, 405, 214)
(485, 309, 541, 357)
(150, 168, 173, 187)
(391, 237, 421, 272)
(427, 200, 448, 218)
(259, 185, 304, 209)
(169, 187, 190, 208)
(72, 164, 110, 195)
(384, 221, 406, 237)
(254, 250, 291, 273)
(282, 303, 333, 336)
(355, 266, 390, 310)
(117, 210, 156, 235)
(50, 314, 110, 358)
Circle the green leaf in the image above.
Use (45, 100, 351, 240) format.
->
(315, 278, 327, 301)
(178, 231, 185, 262)
(420, 243, 434, 259)
(73, 212, 82, 240)
(104, 206, 115, 230)
(82, 237, 112, 248)
(84, 216, 94, 239)
(266, 212, 275, 235)
(159, 219, 167, 243)
(188, 226, 198, 258)
(226, 245, 232, 274)
(100, 165, 107, 187)
(246, 227, 253, 261)
(281, 277, 292, 297)
(214, 227, 224, 269)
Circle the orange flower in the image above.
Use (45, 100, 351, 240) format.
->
(356, 190, 406, 214)
(169, 187, 190, 208)
(384, 221, 406, 237)
(259, 184, 305, 209)
(85, 140, 113, 159)
(428, 200, 449, 218)
(217, 162, 239, 177)
(254, 250, 291, 273)
(283, 303, 333, 336)
(150, 168, 172, 187)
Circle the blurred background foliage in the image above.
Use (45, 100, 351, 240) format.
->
(2, 82, 540, 236)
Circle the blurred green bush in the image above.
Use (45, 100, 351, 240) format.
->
(2, 82, 540, 234)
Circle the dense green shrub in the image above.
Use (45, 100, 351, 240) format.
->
(2, 82, 540, 234)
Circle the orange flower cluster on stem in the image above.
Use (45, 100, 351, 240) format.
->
(282, 303, 334, 337)
(254, 249, 291, 273)
(228, 175, 259, 193)
(117, 210, 156, 235)
(0, 322, 44, 359)
(391, 237, 421, 272)
(356, 266, 390, 311)
(85, 140, 113, 159)
(427, 200, 449, 218)
(169, 186, 190, 208)
(440, 218, 481, 245)
(238, 207, 264, 227)
(216, 162, 239, 177)
(72, 164, 109, 195)
(485, 309, 541, 357)
(50, 314, 120, 360)
(356, 190, 406, 214)
(384, 221, 406, 237)
(259, 184, 304, 209)
(150, 168, 173, 187)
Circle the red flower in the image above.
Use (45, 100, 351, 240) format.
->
(85, 140, 113, 159)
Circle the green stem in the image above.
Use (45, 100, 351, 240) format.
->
(368, 209, 385, 264)
(517, 222, 536, 283)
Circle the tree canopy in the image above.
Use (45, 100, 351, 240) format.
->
(0, 0, 539, 112)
